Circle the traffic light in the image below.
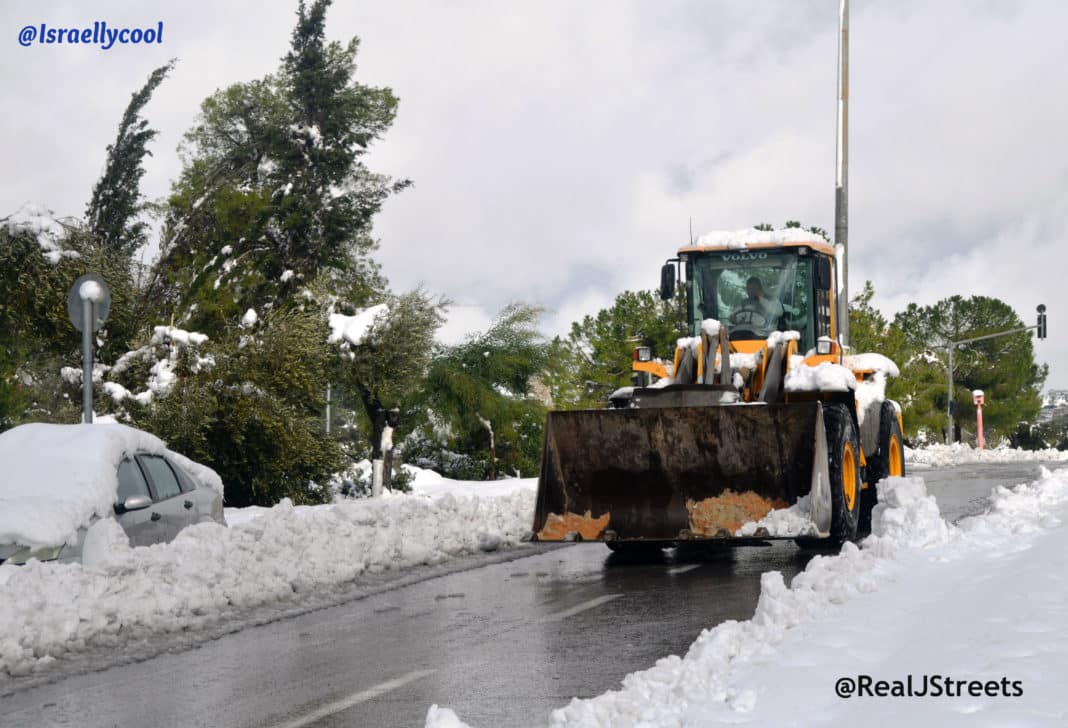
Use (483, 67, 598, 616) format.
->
(1037, 304, 1047, 340)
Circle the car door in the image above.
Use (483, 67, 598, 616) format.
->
(115, 457, 168, 547)
(137, 454, 195, 541)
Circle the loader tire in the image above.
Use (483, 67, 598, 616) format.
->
(824, 403, 861, 543)
(859, 402, 906, 534)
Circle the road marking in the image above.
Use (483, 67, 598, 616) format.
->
(270, 669, 437, 728)
(543, 594, 622, 622)
(667, 564, 702, 575)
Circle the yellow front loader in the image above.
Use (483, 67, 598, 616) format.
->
(532, 236, 906, 550)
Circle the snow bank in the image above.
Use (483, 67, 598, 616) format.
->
(906, 443, 1068, 467)
(694, 228, 827, 249)
(0, 424, 167, 549)
(0, 486, 534, 676)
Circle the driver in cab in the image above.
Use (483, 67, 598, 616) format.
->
(730, 276, 783, 336)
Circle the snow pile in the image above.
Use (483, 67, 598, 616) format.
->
(694, 228, 827, 249)
(735, 494, 818, 537)
(700, 318, 721, 339)
(3, 203, 77, 264)
(845, 352, 900, 377)
(0, 485, 535, 676)
(765, 330, 800, 350)
(240, 308, 258, 327)
(906, 443, 1068, 467)
(329, 303, 389, 346)
(0, 424, 168, 549)
(783, 361, 856, 392)
(854, 370, 888, 426)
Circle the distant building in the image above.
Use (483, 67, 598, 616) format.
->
(1039, 390, 1068, 424)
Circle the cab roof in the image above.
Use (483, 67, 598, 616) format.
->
(678, 239, 837, 257)
(677, 228, 835, 258)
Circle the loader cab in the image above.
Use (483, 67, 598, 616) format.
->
(671, 243, 837, 353)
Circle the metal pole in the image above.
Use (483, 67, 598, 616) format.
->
(946, 346, 953, 444)
(82, 301, 94, 424)
(835, 0, 850, 346)
(976, 403, 984, 449)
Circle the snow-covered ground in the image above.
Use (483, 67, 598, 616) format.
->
(428, 466, 1068, 727)
(0, 473, 536, 677)
(6, 436, 1068, 726)
(907, 442, 1068, 467)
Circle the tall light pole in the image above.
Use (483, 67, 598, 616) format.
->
(835, 0, 850, 346)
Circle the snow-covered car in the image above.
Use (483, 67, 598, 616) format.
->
(0, 422, 225, 565)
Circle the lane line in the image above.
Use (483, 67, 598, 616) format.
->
(543, 594, 622, 622)
(270, 669, 437, 728)
(667, 564, 702, 575)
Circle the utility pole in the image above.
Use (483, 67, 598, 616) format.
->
(835, 0, 850, 346)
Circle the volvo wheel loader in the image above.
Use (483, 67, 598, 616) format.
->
(531, 232, 906, 551)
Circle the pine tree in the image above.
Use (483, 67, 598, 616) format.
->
(86, 61, 175, 259)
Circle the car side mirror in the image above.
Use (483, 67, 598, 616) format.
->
(116, 494, 152, 514)
(815, 256, 832, 291)
(660, 263, 676, 301)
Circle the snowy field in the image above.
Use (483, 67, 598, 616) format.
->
(429, 463, 1068, 727)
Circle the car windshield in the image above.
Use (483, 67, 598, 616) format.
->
(689, 251, 815, 349)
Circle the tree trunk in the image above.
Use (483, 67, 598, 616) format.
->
(477, 414, 495, 481)
(359, 390, 399, 496)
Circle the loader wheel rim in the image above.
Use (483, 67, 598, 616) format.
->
(842, 441, 857, 511)
(889, 434, 903, 476)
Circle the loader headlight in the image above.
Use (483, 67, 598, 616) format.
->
(635, 346, 652, 362)
(816, 337, 833, 355)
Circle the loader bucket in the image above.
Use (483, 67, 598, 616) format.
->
(533, 401, 831, 542)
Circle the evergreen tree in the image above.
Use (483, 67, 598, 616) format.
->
(418, 304, 548, 479)
(892, 295, 1046, 443)
(548, 289, 681, 409)
(86, 61, 175, 259)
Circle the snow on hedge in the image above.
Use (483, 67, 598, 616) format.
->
(427, 467, 1068, 727)
(0, 424, 169, 549)
(906, 442, 1068, 467)
(0, 482, 535, 676)
(2, 203, 78, 264)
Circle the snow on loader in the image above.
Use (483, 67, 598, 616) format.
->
(532, 233, 906, 551)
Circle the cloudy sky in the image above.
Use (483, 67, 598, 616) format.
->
(2, 1, 1064, 387)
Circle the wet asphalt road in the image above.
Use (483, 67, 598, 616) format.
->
(1, 462, 1063, 728)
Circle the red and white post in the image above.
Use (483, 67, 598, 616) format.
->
(973, 390, 986, 449)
